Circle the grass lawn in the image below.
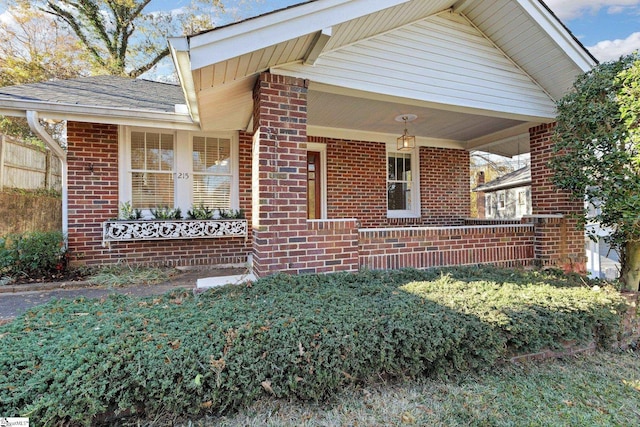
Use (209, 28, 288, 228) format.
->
(208, 350, 640, 427)
(0, 266, 634, 426)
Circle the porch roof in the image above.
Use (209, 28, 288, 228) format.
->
(170, 0, 596, 156)
(473, 165, 532, 192)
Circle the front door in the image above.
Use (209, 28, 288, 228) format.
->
(307, 151, 322, 219)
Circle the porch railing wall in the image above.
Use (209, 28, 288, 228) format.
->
(358, 224, 535, 271)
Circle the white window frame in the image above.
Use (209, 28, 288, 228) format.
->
(497, 191, 506, 210)
(119, 126, 239, 217)
(386, 146, 420, 218)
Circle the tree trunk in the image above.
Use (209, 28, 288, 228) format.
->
(621, 240, 640, 291)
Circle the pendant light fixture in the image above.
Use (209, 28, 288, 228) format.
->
(395, 114, 417, 151)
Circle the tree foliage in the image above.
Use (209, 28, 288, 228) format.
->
(0, 6, 88, 141)
(13, 0, 225, 78)
(550, 53, 640, 290)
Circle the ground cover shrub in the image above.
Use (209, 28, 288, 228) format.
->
(0, 230, 67, 281)
(0, 266, 628, 425)
(210, 351, 640, 426)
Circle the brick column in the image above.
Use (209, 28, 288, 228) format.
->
(252, 73, 309, 277)
(528, 123, 585, 273)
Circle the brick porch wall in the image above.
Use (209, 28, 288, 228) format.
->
(529, 123, 586, 273)
(309, 136, 470, 227)
(66, 121, 251, 267)
(359, 224, 535, 270)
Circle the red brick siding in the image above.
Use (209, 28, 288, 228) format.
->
(529, 123, 585, 272)
(318, 137, 387, 227)
(238, 131, 253, 237)
(420, 147, 470, 225)
(359, 225, 535, 270)
(66, 121, 250, 267)
(309, 137, 470, 227)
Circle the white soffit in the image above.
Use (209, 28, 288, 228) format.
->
(459, 0, 595, 99)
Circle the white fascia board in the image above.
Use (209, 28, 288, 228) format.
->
(517, 0, 596, 71)
(307, 125, 465, 150)
(188, 0, 410, 70)
(168, 37, 201, 125)
(0, 99, 200, 131)
(304, 27, 333, 65)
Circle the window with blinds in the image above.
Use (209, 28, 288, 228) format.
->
(192, 136, 232, 209)
(130, 131, 175, 209)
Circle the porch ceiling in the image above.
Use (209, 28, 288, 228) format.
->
(172, 0, 595, 158)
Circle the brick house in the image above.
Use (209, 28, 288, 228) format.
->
(0, 0, 596, 278)
(474, 165, 532, 220)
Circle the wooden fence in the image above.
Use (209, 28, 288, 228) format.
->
(0, 134, 62, 192)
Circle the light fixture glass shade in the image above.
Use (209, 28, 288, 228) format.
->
(397, 130, 416, 151)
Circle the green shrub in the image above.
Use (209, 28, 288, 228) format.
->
(0, 230, 67, 280)
(150, 206, 182, 220)
(118, 201, 142, 220)
(0, 267, 628, 425)
(187, 204, 215, 220)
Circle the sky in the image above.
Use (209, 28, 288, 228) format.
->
(163, 0, 640, 63)
(1, 0, 639, 65)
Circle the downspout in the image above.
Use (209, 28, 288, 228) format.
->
(26, 111, 68, 243)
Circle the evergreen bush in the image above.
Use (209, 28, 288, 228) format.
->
(0, 267, 628, 425)
(0, 230, 67, 280)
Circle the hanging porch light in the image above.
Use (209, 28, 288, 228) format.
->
(395, 114, 417, 151)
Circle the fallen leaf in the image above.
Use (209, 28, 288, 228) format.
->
(298, 341, 305, 356)
(201, 401, 213, 409)
(401, 412, 416, 424)
(261, 380, 275, 395)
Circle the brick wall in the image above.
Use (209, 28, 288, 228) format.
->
(319, 137, 387, 227)
(420, 147, 470, 225)
(309, 136, 470, 227)
(66, 121, 251, 267)
(529, 123, 585, 272)
(359, 224, 535, 270)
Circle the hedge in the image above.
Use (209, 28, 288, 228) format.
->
(0, 266, 628, 425)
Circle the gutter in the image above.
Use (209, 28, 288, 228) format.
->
(26, 111, 68, 244)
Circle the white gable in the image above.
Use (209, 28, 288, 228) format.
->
(274, 12, 555, 120)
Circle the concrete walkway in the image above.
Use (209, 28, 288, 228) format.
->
(0, 267, 246, 323)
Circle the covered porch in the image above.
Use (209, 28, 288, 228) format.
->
(167, 0, 594, 277)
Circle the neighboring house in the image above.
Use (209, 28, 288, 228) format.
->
(474, 165, 532, 220)
(475, 165, 620, 279)
(0, 0, 596, 279)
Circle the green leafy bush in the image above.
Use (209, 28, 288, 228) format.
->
(0, 267, 628, 425)
(0, 230, 67, 280)
(187, 204, 215, 220)
(118, 201, 142, 220)
(150, 206, 182, 220)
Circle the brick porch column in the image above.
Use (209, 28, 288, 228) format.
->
(252, 73, 309, 277)
(527, 123, 586, 273)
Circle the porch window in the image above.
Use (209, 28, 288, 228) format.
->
(192, 136, 232, 208)
(130, 131, 175, 209)
(387, 149, 419, 217)
(121, 127, 238, 215)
